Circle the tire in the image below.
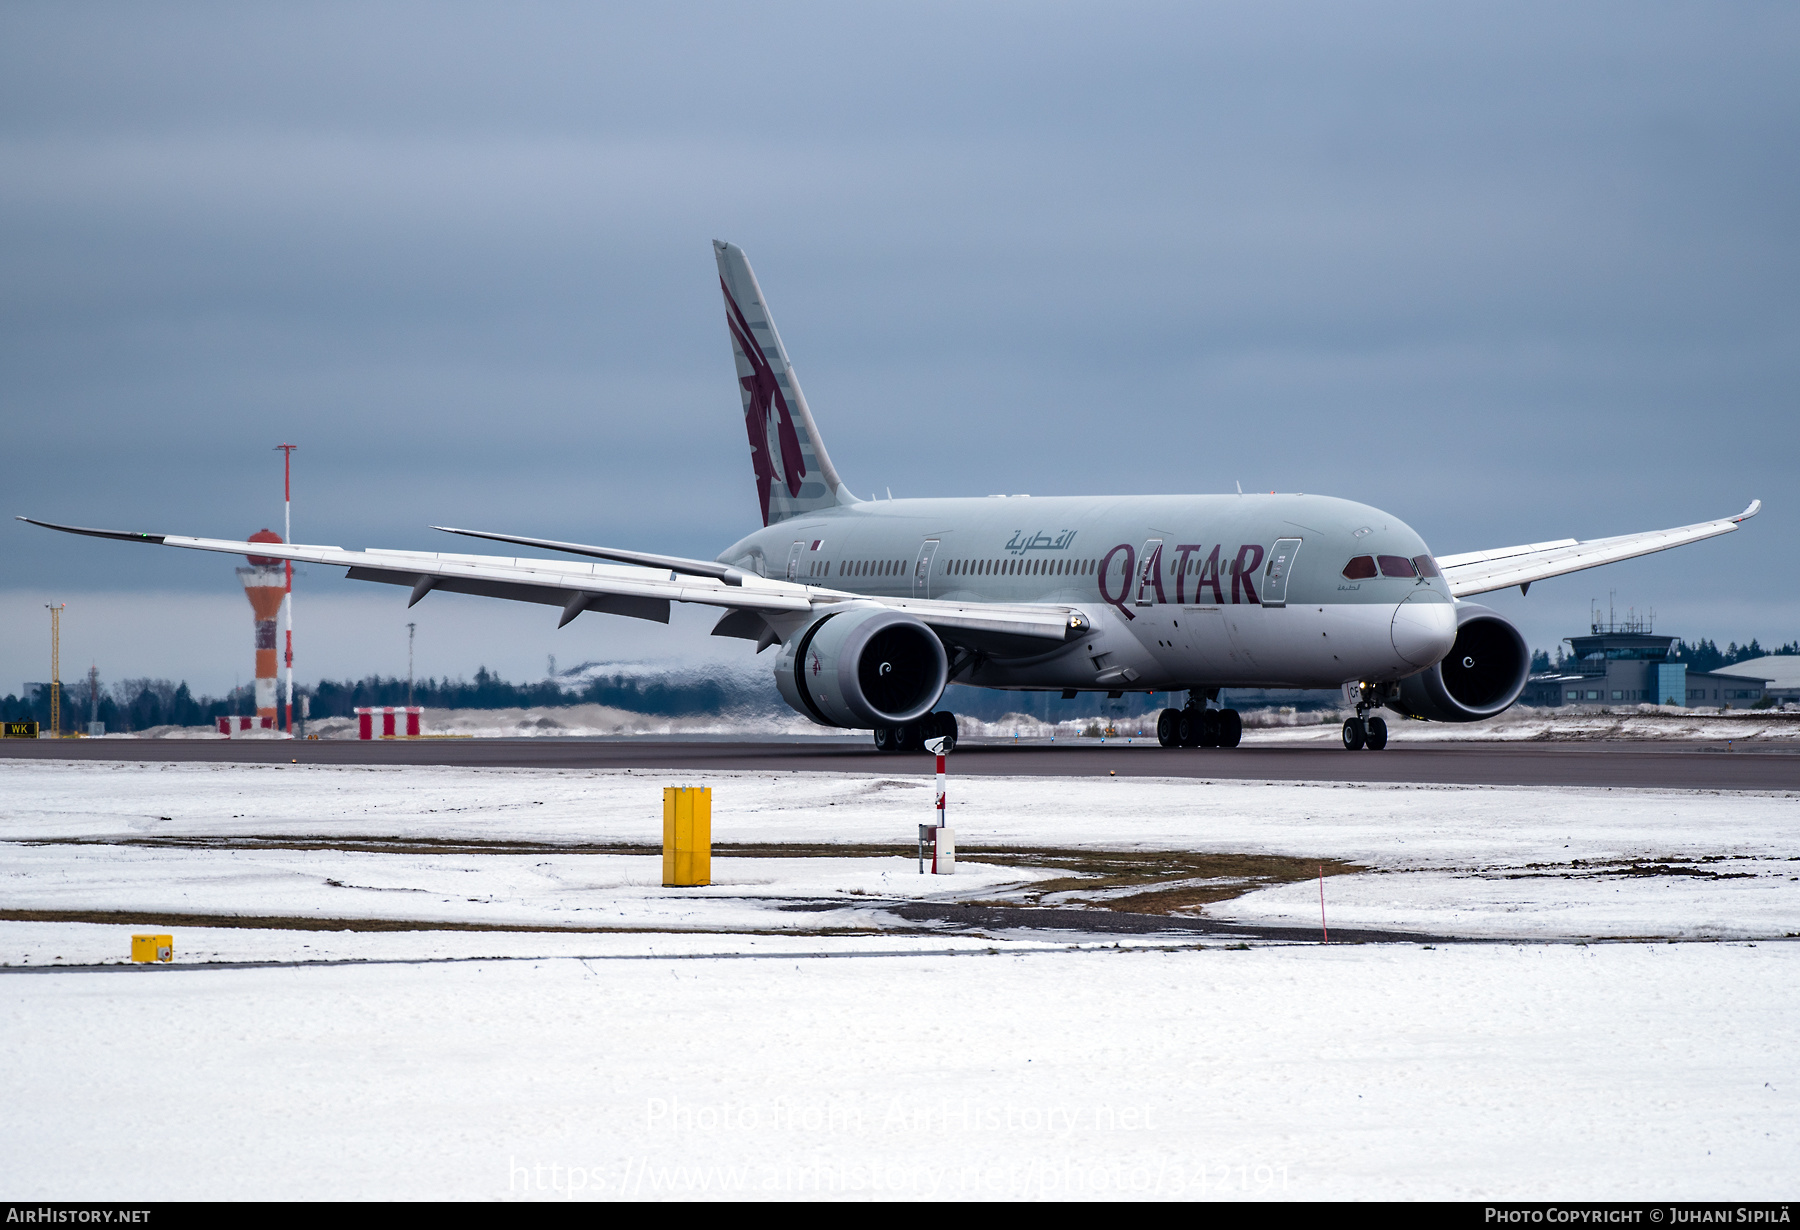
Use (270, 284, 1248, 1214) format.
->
(931, 711, 958, 753)
(1177, 709, 1201, 747)
(872, 726, 897, 752)
(1218, 708, 1243, 749)
(1157, 708, 1181, 748)
(895, 721, 924, 753)
(1364, 715, 1388, 750)
(1341, 718, 1366, 751)
(1199, 708, 1222, 748)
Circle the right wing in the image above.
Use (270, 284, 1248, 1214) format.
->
(1437, 500, 1760, 598)
(17, 518, 1088, 650)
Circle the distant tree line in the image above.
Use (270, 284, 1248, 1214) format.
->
(1, 678, 243, 732)
(1665, 638, 1797, 673)
(0, 665, 777, 732)
(307, 666, 770, 719)
(9, 636, 1796, 733)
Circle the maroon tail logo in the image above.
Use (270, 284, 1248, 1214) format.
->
(722, 281, 807, 524)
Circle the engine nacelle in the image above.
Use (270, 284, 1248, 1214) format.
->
(1387, 603, 1530, 723)
(774, 608, 950, 729)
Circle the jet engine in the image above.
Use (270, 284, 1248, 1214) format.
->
(1386, 603, 1531, 723)
(774, 608, 950, 729)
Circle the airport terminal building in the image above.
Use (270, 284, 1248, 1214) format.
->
(1521, 626, 1773, 709)
(1719, 655, 1800, 706)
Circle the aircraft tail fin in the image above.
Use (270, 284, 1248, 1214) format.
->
(714, 240, 855, 525)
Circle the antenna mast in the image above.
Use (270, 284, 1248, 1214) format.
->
(275, 444, 298, 734)
(45, 604, 65, 737)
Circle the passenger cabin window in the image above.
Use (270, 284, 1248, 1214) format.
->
(1377, 555, 1417, 578)
(1342, 556, 1378, 580)
(1412, 555, 1441, 578)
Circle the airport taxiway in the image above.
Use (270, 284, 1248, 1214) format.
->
(2, 735, 1796, 790)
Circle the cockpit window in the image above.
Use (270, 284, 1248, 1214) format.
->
(1412, 555, 1441, 578)
(1342, 556, 1377, 580)
(1378, 555, 1417, 578)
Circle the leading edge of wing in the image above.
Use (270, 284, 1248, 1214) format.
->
(430, 526, 749, 586)
(18, 516, 1087, 644)
(1439, 500, 1760, 598)
(19, 517, 812, 613)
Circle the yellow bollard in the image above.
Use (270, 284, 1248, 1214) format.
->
(662, 787, 712, 887)
(131, 934, 173, 963)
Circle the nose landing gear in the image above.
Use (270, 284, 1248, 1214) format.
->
(1343, 683, 1391, 751)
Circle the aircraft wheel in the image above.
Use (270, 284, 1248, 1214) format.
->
(1177, 709, 1201, 747)
(1199, 708, 1222, 748)
(1156, 708, 1181, 748)
(930, 711, 958, 753)
(1364, 716, 1388, 750)
(872, 726, 897, 752)
(1218, 708, 1243, 749)
(1341, 717, 1367, 751)
(895, 721, 924, 753)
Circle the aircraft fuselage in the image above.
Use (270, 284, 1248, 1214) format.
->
(720, 492, 1456, 693)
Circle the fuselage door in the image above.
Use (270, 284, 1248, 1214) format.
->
(786, 541, 805, 582)
(1262, 537, 1302, 608)
(1135, 539, 1165, 606)
(913, 539, 940, 599)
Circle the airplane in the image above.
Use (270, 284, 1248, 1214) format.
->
(22, 241, 1760, 753)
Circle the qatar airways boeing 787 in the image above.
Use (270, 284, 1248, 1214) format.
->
(23, 241, 1759, 752)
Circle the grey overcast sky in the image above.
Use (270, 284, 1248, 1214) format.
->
(3, 1, 1796, 694)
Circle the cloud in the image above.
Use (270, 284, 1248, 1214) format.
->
(2, 2, 1794, 684)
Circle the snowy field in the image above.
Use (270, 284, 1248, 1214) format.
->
(3, 758, 1797, 1200)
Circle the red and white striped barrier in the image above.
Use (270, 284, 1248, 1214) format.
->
(217, 715, 277, 737)
(355, 707, 422, 739)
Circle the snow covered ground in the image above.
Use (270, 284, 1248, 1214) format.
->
(4, 758, 1795, 941)
(3, 759, 1796, 1199)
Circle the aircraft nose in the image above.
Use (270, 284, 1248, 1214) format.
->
(1391, 594, 1457, 667)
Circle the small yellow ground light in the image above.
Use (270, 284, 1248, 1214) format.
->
(131, 934, 173, 963)
(662, 787, 711, 887)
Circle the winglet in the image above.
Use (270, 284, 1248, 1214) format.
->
(17, 515, 166, 545)
(1732, 499, 1761, 523)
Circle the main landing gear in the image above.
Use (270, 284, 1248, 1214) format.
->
(1156, 702, 1242, 749)
(1342, 683, 1389, 751)
(872, 711, 958, 754)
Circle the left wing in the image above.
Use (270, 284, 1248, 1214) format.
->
(16, 518, 1089, 651)
(1437, 500, 1759, 598)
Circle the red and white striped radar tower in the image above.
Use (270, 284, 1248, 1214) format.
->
(239, 530, 287, 728)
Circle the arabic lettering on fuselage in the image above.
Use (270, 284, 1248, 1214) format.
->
(1004, 530, 1078, 556)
